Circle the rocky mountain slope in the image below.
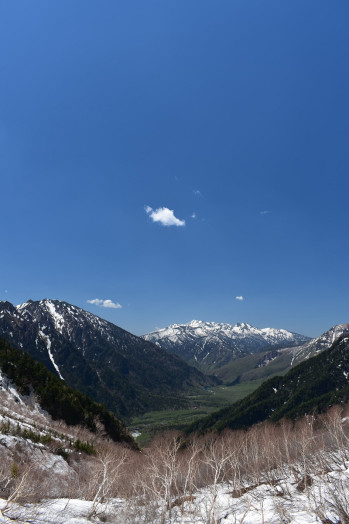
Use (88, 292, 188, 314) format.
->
(143, 320, 311, 370)
(0, 300, 218, 419)
(286, 322, 349, 365)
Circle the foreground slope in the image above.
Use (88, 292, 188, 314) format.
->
(0, 300, 218, 418)
(189, 332, 349, 434)
(2, 403, 349, 524)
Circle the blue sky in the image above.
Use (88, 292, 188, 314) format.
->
(1, 0, 348, 338)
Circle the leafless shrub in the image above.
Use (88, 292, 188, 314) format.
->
(323, 406, 349, 467)
(0, 462, 36, 520)
(139, 431, 183, 522)
(324, 475, 349, 523)
(272, 498, 292, 523)
(72, 442, 130, 518)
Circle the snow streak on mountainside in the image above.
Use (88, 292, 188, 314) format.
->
(143, 320, 311, 369)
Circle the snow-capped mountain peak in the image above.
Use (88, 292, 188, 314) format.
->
(14, 299, 113, 342)
(143, 320, 311, 369)
(233, 322, 253, 330)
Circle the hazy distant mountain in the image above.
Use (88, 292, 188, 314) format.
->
(0, 300, 218, 418)
(143, 320, 311, 370)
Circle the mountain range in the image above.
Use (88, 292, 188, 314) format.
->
(143, 320, 311, 371)
(0, 300, 217, 419)
(1, 298, 348, 431)
(144, 321, 349, 389)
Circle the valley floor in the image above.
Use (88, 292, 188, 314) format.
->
(130, 380, 265, 445)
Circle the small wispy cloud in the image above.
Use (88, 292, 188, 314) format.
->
(193, 189, 202, 197)
(145, 206, 185, 227)
(87, 299, 122, 309)
(260, 210, 271, 215)
(191, 212, 197, 219)
(235, 296, 244, 301)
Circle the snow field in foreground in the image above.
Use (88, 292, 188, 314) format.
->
(1, 461, 349, 524)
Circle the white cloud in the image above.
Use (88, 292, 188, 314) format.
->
(87, 298, 122, 309)
(193, 189, 202, 197)
(191, 212, 197, 219)
(145, 206, 185, 227)
(235, 296, 244, 301)
(260, 210, 270, 215)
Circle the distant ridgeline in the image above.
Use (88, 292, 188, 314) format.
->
(0, 337, 136, 448)
(143, 320, 311, 372)
(188, 333, 349, 434)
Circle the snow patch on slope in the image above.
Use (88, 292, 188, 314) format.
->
(43, 300, 65, 333)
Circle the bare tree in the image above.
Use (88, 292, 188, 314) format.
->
(200, 432, 236, 524)
(82, 443, 130, 518)
(140, 431, 183, 523)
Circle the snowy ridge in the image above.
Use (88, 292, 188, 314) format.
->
(17, 299, 113, 343)
(145, 320, 310, 348)
(287, 322, 349, 366)
(9, 299, 126, 371)
(0, 299, 127, 381)
(143, 320, 311, 368)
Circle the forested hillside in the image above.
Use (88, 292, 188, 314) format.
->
(189, 334, 349, 434)
(0, 337, 135, 448)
